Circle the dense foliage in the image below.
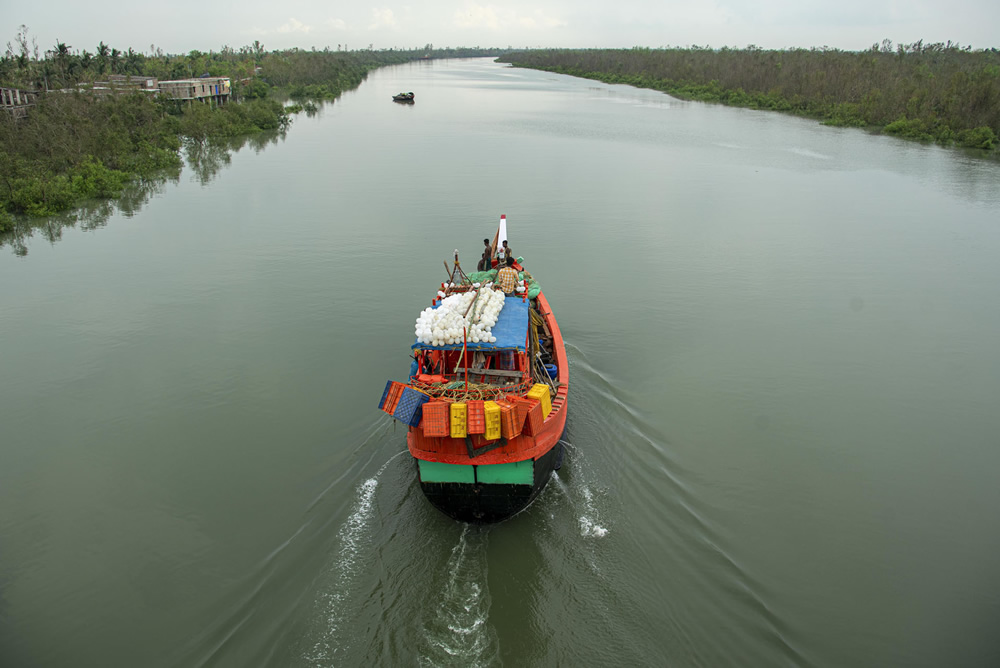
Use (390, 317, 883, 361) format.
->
(499, 43, 1000, 150)
(1, 26, 498, 95)
(0, 27, 460, 221)
(0, 91, 181, 217)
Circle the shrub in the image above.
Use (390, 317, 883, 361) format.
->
(10, 171, 77, 216)
(288, 84, 336, 100)
(242, 79, 270, 100)
(69, 157, 129, 199)
(883, 116, 935, 141)
(0, 209, 14, 233)
(956, 126, 997, 149)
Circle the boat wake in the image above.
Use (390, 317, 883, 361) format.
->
(551, 442, 610, 540)
(577, 485, 609, 538)
(304, 453, 404, 666)
(417, 526, 499, 668)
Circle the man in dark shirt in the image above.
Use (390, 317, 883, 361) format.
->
(478, 238, 491, 271)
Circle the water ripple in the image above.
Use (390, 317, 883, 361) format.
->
(417, 526, 500, 668)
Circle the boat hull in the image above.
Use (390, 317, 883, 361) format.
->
(417, 438, 563, 523)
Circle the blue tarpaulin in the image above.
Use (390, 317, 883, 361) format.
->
(411, 295, 529, 351)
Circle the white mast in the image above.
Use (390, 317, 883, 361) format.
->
(493, 214, 508, 260)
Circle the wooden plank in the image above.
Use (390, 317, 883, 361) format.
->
(466, 436, 506, 458)
(453, 367, 522, 379)
(541, 319, 552, 340)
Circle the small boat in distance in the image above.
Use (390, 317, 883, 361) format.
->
(392, 92, 415, 102)
(377, 215, 569, 523)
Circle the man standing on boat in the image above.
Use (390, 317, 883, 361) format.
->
(496, 257, 519, 295)
(500, 240, 513, 264)
(478, 238, 491, 272)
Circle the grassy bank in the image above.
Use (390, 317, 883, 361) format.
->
(0, 92, 288, 223)
(498, 43, 1000, 151)
(0, 39, 441, 226)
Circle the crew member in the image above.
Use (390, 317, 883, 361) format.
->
(500, 240, 513, 264)
(478, 238, 491, 272)
(496, 257, 519, 295)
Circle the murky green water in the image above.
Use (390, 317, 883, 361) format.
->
(2, 58, 1000, 667)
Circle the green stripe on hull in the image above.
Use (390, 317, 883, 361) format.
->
(417, 459, 535, 485)
(476, 460, 534, 485)
(419, 460, 475, 483)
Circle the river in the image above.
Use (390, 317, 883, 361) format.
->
(2, 58, 999, 667)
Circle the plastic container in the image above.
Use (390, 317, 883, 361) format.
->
(450, 402, 468, 439)
(497, 400, 522, 439)
(466, 400, 486, 434)
(526, 383, 552, 418)
(518, 397, 544, 436)
(421, 401, 450, 437)
(483, 401, 501, 440)
(506, 394, 530, 429)
(544, 364, 558, 379)
(379, 381, 404, 415)
(378, 380, 394, 410)
(393, 386, 430, 427)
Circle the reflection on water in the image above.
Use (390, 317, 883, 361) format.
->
(184, 131, 286, 185)
(0, 130, 286, 256)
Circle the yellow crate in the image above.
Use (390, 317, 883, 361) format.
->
(526, 383, 552, 419)
(450, 402, 467, 439)
(483, 401, 501, 440)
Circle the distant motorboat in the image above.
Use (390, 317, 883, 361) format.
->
(392, 92, 415, 102)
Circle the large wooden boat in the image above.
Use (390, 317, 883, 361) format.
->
(378, 215, 569, 523)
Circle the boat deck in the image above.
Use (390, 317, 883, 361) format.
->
(407, 290, 568, 466)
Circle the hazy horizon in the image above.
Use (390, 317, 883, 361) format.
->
(4, 1, 999, 58)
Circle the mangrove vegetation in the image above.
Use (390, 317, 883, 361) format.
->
(498, 43, 1000, 151)
(1, 27, 501, 231)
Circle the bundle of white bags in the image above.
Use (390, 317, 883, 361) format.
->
(415, 285, 505, 346)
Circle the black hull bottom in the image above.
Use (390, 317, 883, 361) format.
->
(418, 443, 562, 524)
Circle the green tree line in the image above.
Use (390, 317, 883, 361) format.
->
(2, 26, 500, 97)
(0, 27, 438, 230)
(498, 42, 1000, 151)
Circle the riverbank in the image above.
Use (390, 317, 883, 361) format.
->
(4, 41, 497, 235)
(1, 37, 511, 235)
(0, 54, 418, 229)
(497, 44, 1000, 153)
(0, 93, 290, 224)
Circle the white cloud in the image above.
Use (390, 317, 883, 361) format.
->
(453, 3, 566, 31)
(517, 9, 567, 30)
(326, 18, 347, 31)
(277, 18, 313, 34)
(369, 8, 398, 30)
(454, 4, 502, 29)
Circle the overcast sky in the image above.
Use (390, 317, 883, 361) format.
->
(4, 1, 998, 56)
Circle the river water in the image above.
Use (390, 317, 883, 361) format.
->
(2, 58, 1000, 667)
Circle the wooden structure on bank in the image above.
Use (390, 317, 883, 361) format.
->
(6, 75, 232, 118)
(68, 76, 230, 104)
(106, 74, 159, 90)
(1, 87, 37, 118)
(157, 77, 231, 104)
